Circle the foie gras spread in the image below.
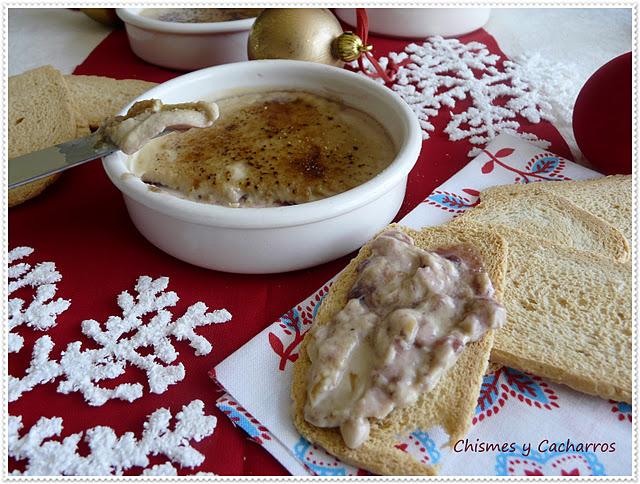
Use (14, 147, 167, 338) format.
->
(129, 91, 396, 207)
(100, 99, 219, 155)
(303, 230, 506, 449)
(140, 8, 263, 23)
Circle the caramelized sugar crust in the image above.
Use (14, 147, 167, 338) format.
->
(133, 91, 396, 207)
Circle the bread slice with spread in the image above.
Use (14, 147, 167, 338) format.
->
(291, 224, 508, 475)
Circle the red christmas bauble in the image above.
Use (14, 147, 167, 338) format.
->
(573, 52, 631, 175)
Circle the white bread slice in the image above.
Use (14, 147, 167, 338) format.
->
(453, 189, 629, 262)
(470, 224, 632, 403)
(291, 224, 508, 475)
(9, 66, 80, 207)
(485, 361, 503, 375)
(64, 75, 157, 129)
(480, 177, 632, 242)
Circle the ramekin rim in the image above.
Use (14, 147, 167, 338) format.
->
(102, 60, 422, 229)
(116, 7, 257, 34)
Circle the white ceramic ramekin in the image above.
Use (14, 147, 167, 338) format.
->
(102, 60, 422, 273)
(335, 8, 491, 38)
(116, 8, 257, 70)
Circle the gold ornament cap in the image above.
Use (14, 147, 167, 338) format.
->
(331, 32, 371, 63)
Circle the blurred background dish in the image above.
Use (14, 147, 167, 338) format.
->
(80, 8, 122, 27)
(138, 7, 263, 24)
(116, 7, 261, 70)
(334, 8, 491, 38)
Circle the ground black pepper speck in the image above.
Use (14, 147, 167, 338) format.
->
(133, 91, 395, 207)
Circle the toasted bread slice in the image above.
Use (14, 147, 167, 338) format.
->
(64, 75, 157, 129)
(291, 224, 508, 475)
(453, 189, 629, 262)
(480, 177, 632, 242)
(485, 361, 503, 375)
(9, 66, 79, 207)
(470, 225, 631, 403)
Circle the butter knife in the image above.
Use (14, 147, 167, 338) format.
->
(8, 132, 117, 189)
(8, 128, 180, 189)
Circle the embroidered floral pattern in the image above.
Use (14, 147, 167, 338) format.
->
(395, 431, 441, 466)
(481, 148, 572, 183)
(293, 437, 366, 476)
(496, 447, 606, 476)
(426, 188, 481, 213)
(423, 145, 574, 216)
(610, 400, 632, 423)
(474, 368, 559, 424)
(216, 395, 271, 445)
(268, 284, 331, 371)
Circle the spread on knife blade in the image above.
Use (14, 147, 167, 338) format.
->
(99, 99, 219, 154)
(303, 229, 506, 449)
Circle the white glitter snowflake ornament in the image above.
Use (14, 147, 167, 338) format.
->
(7, 248, 232, 475)
(58, 276, 231, 405)
(8, 247, 70, 353)
(9, 274, 231, 405)
(8, 335, 61, 402)
(354, 36, 570, 156)
(9, 400, 216, 476)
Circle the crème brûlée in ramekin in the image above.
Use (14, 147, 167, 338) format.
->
(129, 91, 397, 208)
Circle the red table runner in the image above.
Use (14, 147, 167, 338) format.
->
(8, 26, 571, 476)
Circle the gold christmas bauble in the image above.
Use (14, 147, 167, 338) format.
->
(80, 8, 122, 27)
(248, 8, 344, 66)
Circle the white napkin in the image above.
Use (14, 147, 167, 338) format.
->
(214, 134, 631, 476)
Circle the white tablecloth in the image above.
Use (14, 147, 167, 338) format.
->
(8, 8, 110, 76)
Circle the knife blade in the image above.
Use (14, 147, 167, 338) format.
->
(7, 127, 182, 189)
(8, 132, 118, 189)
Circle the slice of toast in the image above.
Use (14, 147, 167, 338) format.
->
(480, 177, 632, 242)
(452, 189, 629, 262)
(9, 66, 80, 207)
(64, 75, 157, 129)
(485, 361, 503, 375)
(473, 225, 631, 403)
(291, 224, 508, 475)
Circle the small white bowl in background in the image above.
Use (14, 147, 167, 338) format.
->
(102, 60, 422, 274)
(116, 8, 257, 70)
(335, 8, 491, 38)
